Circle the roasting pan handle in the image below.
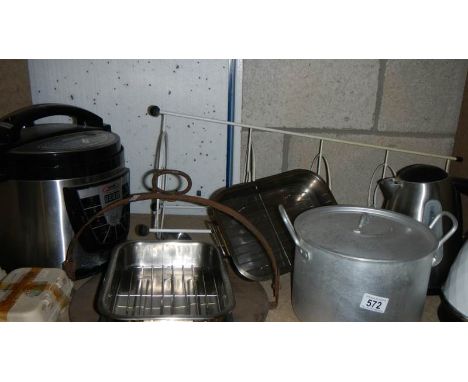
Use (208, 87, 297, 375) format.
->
(64, 192, 280, 309)
(206, 221, 231, 259)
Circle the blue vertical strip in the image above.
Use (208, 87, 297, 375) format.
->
(226, 59, 236, 187)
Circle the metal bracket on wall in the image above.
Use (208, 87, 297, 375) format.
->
(147, 105, 462, 180)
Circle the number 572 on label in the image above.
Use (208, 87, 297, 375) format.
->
(359, 293, 389, 314)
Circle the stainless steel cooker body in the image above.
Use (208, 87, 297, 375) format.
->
(0, 166, 128, 271)
(280, 205, 458, 322)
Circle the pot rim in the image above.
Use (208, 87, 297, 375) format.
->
(293, 205, 439, 263)
(296, 239, 436, 263)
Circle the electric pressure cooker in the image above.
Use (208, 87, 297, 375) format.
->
(0, 104, 130, 278)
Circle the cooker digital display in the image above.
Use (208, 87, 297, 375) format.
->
(104, 190, 121, 204)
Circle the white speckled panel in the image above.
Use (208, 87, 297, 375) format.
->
(28, 59, 229, 214)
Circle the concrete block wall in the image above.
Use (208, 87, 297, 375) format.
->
(0, 60, 31, 116)
(241, 59, 468, 206)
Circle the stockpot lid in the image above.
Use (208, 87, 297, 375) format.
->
(294, 206, 438, 262)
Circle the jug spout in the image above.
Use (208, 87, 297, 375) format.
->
(378, 177, 400, 201)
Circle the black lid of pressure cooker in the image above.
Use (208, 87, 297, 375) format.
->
(0, 103, 124, 180)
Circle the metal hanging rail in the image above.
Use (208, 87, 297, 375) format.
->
(147, 105, 461, 164)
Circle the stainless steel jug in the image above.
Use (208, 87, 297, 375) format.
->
(379, 164, 468, 294)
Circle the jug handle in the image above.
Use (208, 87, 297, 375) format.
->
(429, 211, 458, 267)
(452, 176, 468, 196)
(278, 205, 309, 261)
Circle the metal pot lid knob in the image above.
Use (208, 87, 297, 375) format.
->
(353, 213, 370, 234)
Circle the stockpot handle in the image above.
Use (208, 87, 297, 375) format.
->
(429, 211, 458, 267)
(278, 205, 309, 261)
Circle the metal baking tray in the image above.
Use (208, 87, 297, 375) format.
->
(210, 169, 336, 281)
(97, 241, 235, 321)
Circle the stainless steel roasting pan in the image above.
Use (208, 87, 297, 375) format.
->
(97, 240, 235, 321)
(210, 169, 336, 281)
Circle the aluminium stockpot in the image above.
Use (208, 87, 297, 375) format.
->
(279, 205, 458, 322)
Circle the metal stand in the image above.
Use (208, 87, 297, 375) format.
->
(147, 104, 461, 208)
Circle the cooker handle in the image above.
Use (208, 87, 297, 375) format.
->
(278, 205, 309, 261)
(0, 103, 105, 129)
(429, 211, 458, 267)
(0, 121, 17, 145)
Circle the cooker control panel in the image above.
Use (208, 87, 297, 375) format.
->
(63, 170, 130, 251)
